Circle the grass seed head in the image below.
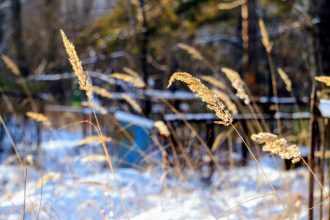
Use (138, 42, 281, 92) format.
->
(259, 19, 272, 53)
(1, 54, 21, 76)
(221, 67, 250, 105)
(315, 76, 330, 86)
(60, 30, 93, 100)
(277, 68, 292, 92)
(251, 132, 301, 163)
(168, 72, 232, 126)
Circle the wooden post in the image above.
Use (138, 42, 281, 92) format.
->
(11, 0, 27, 75)
(206, 121, 215, 182)
(308, 86, 321, 220)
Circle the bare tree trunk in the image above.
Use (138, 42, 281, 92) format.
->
(11, 0, 27, 75)
(241, 0, 257, 92)
(139, 0, 151, 117)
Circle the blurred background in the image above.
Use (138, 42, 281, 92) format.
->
(1, 0, 330, 219)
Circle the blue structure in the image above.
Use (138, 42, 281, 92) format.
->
(114, 111, 154, 166)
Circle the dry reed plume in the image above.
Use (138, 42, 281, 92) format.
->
(315, 76, 330, 86)
(221, 67, 250, 105)
(111, 73, 145, 88)
(78, 135, 112, 146)
(277, 68, 292, 92)
(122, 94, 142, 114)
(81, 101, 108, 115)
(26, 112, 51, 127)
(36, 172, 61, 189)
(168, 72, 232, 126)
(177, 43, 204, 62)
(259, 19, 272, 53)
(251, 132, 301, 163)
(60, 30, 93, 100)
(154, 121, 170, 137)
(1, 54, 21, 76)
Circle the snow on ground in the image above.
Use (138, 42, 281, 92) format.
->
(0, 130, 311, 220)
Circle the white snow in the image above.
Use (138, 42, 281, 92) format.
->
(0, 129, 314, 219)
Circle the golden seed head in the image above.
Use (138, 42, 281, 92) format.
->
(277, 68, 292, 92)
(221, 67, 250, 105)
(26, 112, 51, 127)
(259, 19, 272, 53)
(168, 72, 232, 126)
(1, 54, 21, 76)
(315, 76, 330, 86)
(177, 43, 204, 62)
(111, 73, 145, 88)
(60, 30, 93, 100)
(251, 132, 301, 163)
(78, 135, 112, 146)
(122, 94, 142, 114)
(154, 121, 170, 137)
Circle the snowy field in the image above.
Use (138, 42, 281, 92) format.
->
(0, 130, 311, 219)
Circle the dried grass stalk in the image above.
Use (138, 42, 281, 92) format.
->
(213, 89, 238, 114)
(177, 43, 204, 61)
(251, 132, 301, 163)
(221, 67, 250, 105)
(81, 154, 108, 162)
(79, 180, 112, 190)
(218, 0, 245, 10)
(26, 112, 51, 127)
(154, 121, 170, 137)
(122, 94, 142, 114)
(315, 76, 330, 86)
(81, 101, 107, 115)
(60, 30, 93, 100)
(111, 73, 145, 88)
(123, 67, 140, 78)
(36, 172, 61, 189)
(91, 86, 113, 99)
(201, 75, 228, 91)
(277, 68, 292, 92)
(1, 54, 21, 76)
(168, 72, 232, 126)
(78, 135, 112, 146)
(259, 19, 272, 53)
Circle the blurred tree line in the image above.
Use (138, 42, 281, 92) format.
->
(0, 0, 329, 98)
